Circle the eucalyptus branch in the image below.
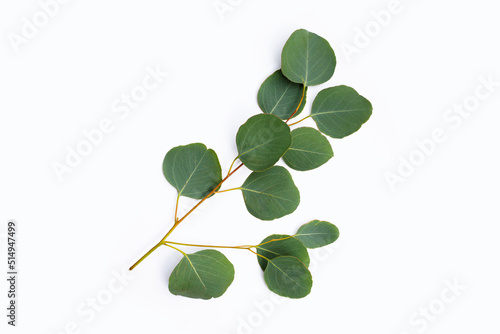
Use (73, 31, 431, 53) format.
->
(129, 29, 372, 300)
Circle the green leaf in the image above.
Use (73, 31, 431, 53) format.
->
(294, 220, 340, 249)
(168, 249, 235, 300)
(256, 234, 310, 270)
(236, 114, 291, 171)
(281, 29, 336, 86)
(257, 70, 307, 120)
(241, 166, 300, 221)
(283, 127, 333, 171)
(264, 256, 312, 299)
(162, 143, 222, 199)
(311, 85, 372, 138)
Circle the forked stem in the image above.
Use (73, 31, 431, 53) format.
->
(161, 235, 294, 254)
(129, 162, 244, 271)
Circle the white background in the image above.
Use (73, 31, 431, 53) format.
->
(1, 0, 499, 333)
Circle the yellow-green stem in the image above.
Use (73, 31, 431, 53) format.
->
(129, 162, 244, 271)
(288, 115, 311, 127)
(163, 240, 252, 250)
(286, 85, 306, 123)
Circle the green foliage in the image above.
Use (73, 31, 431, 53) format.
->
(281, 29, 336, 86)
(255, 220, 339, 298)
(131, 29, 372, 301)
(241, 166, 300, 220)
(295, 220, 340, 248)
(258, 70, 307, 120)
(163, 143, 222, 199)
(168, 250, 234, 300)
(264, 256, 312, 299)
(236, 114, 291, 171)
(311, 86, 373, 138)
(256, 234, 310, 270)
(283, 127, 333, 171)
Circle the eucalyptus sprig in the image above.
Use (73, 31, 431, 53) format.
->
(130, 29, 372, 300)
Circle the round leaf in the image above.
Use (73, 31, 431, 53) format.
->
(264, 256, 312, 299)
(241, 166, 300, 221)
(311, 85, 372, 138)
(294, 220, 340, 248)
(236, 114, 291, 171)
(257, 70, 307, 120)
(281, 29, 336, 86)
(283, 127, 333, 171)
(168, 249, 235, 300)
(163, 143, 222, 199)
(256, 234, 310, 270)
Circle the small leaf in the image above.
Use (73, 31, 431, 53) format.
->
(311, 86, 372, 138)
(283, 127, 333, 171)
(257, 70, 307, 120)
(168, 250, 235, 300)
(241, 166, 300, 221)
(281, 29, 336, 86)
(294, 220, 339, 249)
(163, 143, 222, 199)
(236, 114, 291, 171)
(256, 234, 310, 270)
(264, 256, 312, 299)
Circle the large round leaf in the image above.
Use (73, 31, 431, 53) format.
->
(257, 70, 307, 120)
(283, 127, 333, 171)
(264, 256, 312, 299)
(168, 249, 235, 300)
(281, 29, 336, 86)
(236, 114, 291, 171)
(241, 166, 300, 221)
(163, 143, 222, 199)
(311, 86, 372, 138)
(294, 220, 340, 249)
(256, 234, 310, 270)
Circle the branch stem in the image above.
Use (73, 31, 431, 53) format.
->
(164, 243, 187, 256)
(226, 157, 239, 177)
(173, 194, 180, 222)
(248, 248, 270, 261)
(129, 162, 244, 271)
(288, 115, 311, 127)
(163, 240, 252, 250)
(286, 85, 306, 123)
(215, 187, 242, 194)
